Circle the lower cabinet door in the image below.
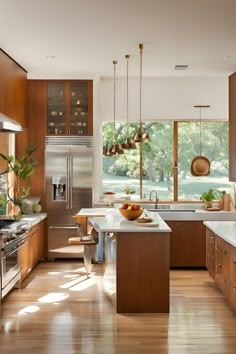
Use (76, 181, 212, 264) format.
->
(229, 283, 236, 311)
(207, 255, 215, 280)
(19, 239, 31, 282)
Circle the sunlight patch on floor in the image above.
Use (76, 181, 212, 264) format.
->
(18, 305, 40, 315)
(38, 292, 69, 303)
(63, 274, 79, 279)
(48, 272, 62, 275)
(59, 274, 92, 289)
(69, 277, 97, 291)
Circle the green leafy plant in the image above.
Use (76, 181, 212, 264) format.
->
(200, 188, 226, 208)
(0, 143, 38, 216)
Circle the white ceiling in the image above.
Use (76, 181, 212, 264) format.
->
(1, 0, 236, 78)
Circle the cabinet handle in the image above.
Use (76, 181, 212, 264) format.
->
(223, 249, 227, 254)
(233, 260, 236, 264)
(215, 247, 220, 251)
(216, 263, 222, 268)
(211, 236, 215, 240)
(233, 287, 236, 291)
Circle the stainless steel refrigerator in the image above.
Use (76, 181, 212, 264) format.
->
(45, 136, 93, 259)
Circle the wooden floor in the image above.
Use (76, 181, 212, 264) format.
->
(1, 261, 236, 354)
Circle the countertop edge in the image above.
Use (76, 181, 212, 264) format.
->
(21, 213, 47, 228)
(204, 221, 236, 247)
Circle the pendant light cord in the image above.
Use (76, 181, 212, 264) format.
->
(194, 105, 211, 156)
(113, 60, 117, 143)
(139, 44, 143, 130)
(126, 55, 129, 124)
(125, 55, 130, 137)
(199, 107, 202, 156)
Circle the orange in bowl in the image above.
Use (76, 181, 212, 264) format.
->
(119, 207, 143, 221)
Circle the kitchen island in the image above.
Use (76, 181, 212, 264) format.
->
(87, 208, 171, 313)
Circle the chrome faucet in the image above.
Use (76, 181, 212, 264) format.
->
(149, 190, 159, 209)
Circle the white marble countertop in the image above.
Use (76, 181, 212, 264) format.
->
(20, 213, 47, 228)
(204, 221, 236, 247)
(81, 208, 171, 233)
(92, 204, 236, 221)
(158, 209, 236, 221)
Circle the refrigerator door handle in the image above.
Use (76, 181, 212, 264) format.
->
(66, 157, 70, 210)
(49, 226, 78, 230)
(70, 156, 73, 209)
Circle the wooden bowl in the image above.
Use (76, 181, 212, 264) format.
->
(119, 208, 143, 221)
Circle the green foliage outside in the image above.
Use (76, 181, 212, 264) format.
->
(103, 121, 231, 201)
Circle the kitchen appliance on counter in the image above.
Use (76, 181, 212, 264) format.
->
(45, 136, 93, 259)
(0, 220, 29, 300)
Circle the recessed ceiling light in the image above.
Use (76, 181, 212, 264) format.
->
(174, 65, 188, 70)
(222, 56, 232, 59)
(46, 56, 55, 60)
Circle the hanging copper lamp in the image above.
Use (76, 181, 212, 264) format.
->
(110, 60, 124, 155)
(133, 44, 151, 143)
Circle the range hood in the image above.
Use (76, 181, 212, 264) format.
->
(0, 113, 23, 133)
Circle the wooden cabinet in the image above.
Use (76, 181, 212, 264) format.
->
(229, 246, 236, 311)
(0, 49, 28, 160)
(206, 228, 216, 280)
(206, 226, 236, 312)
(28, 222, 45, 270)
(215, 235, 231, 300)
(19, 220, 45, 282)
(166, 221, 206, 268)
(229, 72, 236, 181)
(19, 237, 31, 282)
(46, 80, 93, 136)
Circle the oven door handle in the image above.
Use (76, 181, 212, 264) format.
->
(4, 240, 29, 258)
(49, 226, 78, 230)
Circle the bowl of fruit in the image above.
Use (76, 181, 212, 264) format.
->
(119, 204, 143, 220)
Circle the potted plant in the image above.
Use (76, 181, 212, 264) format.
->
(199, 188, 225, 209)
(0, 143, 38, 216)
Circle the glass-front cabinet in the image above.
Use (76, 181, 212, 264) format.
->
(47, 80, 93, 136)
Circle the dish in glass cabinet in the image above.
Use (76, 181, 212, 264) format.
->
(71, 122, 82, 126)
(50, 111, 58, 116)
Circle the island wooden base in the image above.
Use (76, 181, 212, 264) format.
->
(103, 231, 170, 313)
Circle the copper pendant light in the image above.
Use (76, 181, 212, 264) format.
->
(133, 43, 151, 143)
(121, 55, 136, 150)
(110, 60, 124, 156)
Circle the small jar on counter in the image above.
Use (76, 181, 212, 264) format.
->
(212, 200, 220, 209)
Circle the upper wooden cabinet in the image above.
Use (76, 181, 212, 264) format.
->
(229, 72, 236, 181)
(0, 49, 28, 159)
(46, 80, 93, 136)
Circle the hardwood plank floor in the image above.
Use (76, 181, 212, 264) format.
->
(1, 261, 236, 354)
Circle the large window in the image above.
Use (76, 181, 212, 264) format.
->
(103, 121, 231, 201)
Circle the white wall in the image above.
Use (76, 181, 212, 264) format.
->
(100, 77, 228, 121)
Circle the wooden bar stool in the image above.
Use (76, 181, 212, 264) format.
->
(68, 223, 98, 275)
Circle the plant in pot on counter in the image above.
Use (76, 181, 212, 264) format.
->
(199, 188, 225, 209)
(0, 143, 38, 217)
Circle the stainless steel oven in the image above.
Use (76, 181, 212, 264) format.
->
(0, 222, 29, 299)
